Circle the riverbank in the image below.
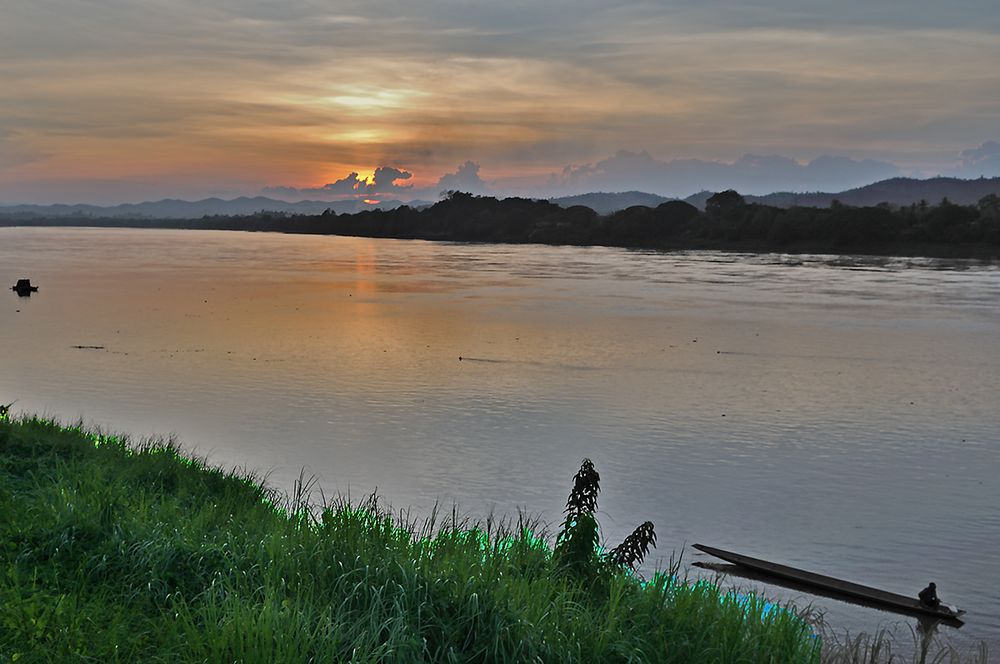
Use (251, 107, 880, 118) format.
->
(0, 415, 823, 662)
(2, 191, 999, 260)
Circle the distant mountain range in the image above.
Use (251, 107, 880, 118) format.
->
(558, 177, 1000, 213)
(572, 177, 1000, 214)
(2, 177, 999, 220)
(549, 191, 674, 215)
(743, 176, 1000, 208)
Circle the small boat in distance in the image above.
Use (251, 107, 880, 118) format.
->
(693, 543, 964, 622)
(12, 279, 38, 296)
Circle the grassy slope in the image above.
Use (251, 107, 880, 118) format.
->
(0, 416, 822, 662)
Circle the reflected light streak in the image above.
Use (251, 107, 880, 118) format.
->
(353, 240, 378, 295)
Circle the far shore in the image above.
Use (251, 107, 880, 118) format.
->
(2, 191, 999, 261)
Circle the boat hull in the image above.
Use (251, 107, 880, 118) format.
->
(693, 543, 964, 622)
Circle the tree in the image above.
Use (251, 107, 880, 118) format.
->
(705, 190, 746, 219)
(978, 194, 1000, 215)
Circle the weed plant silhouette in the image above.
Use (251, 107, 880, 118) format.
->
(608, 521, 657, 570)
(553, 458, 603, 580)
(554, 458, 657, 582)
(566, 458, 601, 514)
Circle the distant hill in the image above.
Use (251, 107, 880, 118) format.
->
(682, 191, 715, 210)
(2, 190, 997, 259)
(550, 178, 1000, 213)
(746, 177, 1000, 208)
(4, 177, 1000, 220)
(0, 196, 409, 219)
(549, 191, 673, 215)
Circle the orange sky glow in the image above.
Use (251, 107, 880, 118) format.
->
(1, 2, 999, 203)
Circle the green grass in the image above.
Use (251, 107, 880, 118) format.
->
(814, 626, 990, 664)
(0, 415, 832, 662)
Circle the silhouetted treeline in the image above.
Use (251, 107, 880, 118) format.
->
(3, 191, 1000, 258)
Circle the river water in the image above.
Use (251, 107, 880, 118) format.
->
(1, 227, 998, 654)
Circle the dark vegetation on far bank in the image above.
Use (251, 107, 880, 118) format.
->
(3, 190, 1000, 259)
(0, 415, 822, 662)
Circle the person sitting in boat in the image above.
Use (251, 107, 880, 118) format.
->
(918, 582, 940, 608)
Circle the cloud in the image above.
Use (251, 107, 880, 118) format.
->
(324, 173, 368, 194)
(0, 132, 49, 172)
(436, 161, 489, 194)
(3, 0, 999, 203)
(370, 166, 412, 192)
(955, 141, 1000, 177)
(547, 150, 901, 197)
(262, 172, 368, 199)
(260, 166, 413, 201)
(264, 161, 490, 202)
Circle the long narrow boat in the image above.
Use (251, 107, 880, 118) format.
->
(693, 543, 964, 622)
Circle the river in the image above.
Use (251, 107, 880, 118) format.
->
(1, 227, 998, 654)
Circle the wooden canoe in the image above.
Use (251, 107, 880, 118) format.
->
(693, 543, 964, 622)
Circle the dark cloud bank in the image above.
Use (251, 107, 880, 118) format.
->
(261, 143, 1000, 203)
(264, 166, 415, 200)
(548, 151, 903, 198)
(959, 141, 1000, 175)
(263, 161, 489, 202)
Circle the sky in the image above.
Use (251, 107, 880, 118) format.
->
(2, 0, 1000, 204)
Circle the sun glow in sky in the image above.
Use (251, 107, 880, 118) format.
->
(1, 0, 999, 203)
